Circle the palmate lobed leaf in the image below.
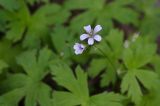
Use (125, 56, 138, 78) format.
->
(121, 69, 159, 104)
(121, 35, 159, 104)
(4, 0, 30, 42)
(121, 70, 142, 103)
(50, 63, 124, 106)
(17, 47, 52, 80)
(50, 63, 89, 102)
(0, 48, 53, 106)
(50, 63, 89, 106)
(1, 0, 70, 49)
(19, 48, 52, 106)
(68, 0, 139, 35)
(23, 3, 70, 48)
(123, 36, 157, 70)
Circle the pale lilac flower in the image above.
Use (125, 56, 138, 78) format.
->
(80, 25, 102, 45)
(73, 43, 85, 55)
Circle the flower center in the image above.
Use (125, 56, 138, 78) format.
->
(88, 29, 94, 37)
(79, 45, 84, 50)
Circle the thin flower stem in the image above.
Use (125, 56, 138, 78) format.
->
(93, 45, 116, 71)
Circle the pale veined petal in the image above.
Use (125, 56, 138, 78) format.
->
(88, 38, 94, 45)
(80, 44, 85, 49)
(94, 25, 102, 34)
(75, 50, 80, 55)
(80, 34, 89, 41)
(84, 25, 92, 33)
(94, 35, 102, 42)
(73, 43, 79, 50)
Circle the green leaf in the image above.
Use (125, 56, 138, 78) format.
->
(136, 69, 159, 90)
(89, 92, 124, 106)
(137, 85, 160, 106)
(0, 88, 25, 106)
(0, 74, 27, 94)
(17, 48, 52, 80)
(64, 0, 105, 10)
(133, 0, 160, 37)
(69, 0, 138, 34)
(105, 29, 124, 59)
(6, 20, 26, 42)
(0, 0, 20, 11)
(140, 16, 160, 37)
(0, 48, 53, 106)
(0, 39, 22, 70)
(0, 60, 8, 74)
(25, 82, 52, 106)
(51, 64, 89, 105)
(100, 67, 117, 87)
(152, 55, 160, 76)
(51, 63, 124, 106)
(88, 58, 106, 77)
(23, 4, 70, 48)
(52, 91, 80, 106)
(121, 69, 159, 104)
(5, 0, 30, 42)
(123, 36, 156, 69)
(50, 63, 89, 105)
(51, 25, 73, 59)
(108, 2, 138, 25)
(121, 71, 142, 103)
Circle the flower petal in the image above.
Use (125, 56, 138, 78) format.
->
(94, 25, 102, 34)
(73, 43, 79, 50)
(94, 35, 102, 42)
(80, 34, 89, 41)
(84, 25, 92, 33)
(75, 48, 84, 55)
(88, 38, 94, 45)
(80, 44, 85, 49)
(75, 50, 81, 55)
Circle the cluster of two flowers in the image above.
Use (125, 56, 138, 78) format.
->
(73, 25, 102, 55)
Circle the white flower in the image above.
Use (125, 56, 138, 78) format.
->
(124, 40, 130, 48)
(73, 43, 85, 55)
(80, 25, 102, 45)
(131, 33, 139, 42)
